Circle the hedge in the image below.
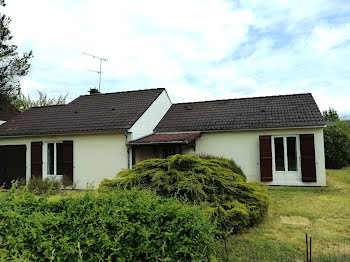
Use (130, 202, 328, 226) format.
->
(0, 188, 215, 261)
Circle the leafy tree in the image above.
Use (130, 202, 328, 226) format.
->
(14, 90, 67, 112)
(323, 107, 339, 122)
(324, 122, 350, 169)
(0, 0, 33, 109)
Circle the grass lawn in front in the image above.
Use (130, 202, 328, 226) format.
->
(217, 168, 350, 261)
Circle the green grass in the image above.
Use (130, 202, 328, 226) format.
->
(216, 168, 350, 261)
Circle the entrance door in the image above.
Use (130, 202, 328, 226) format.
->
(272, 136, 301, 182)
(0, 145, 26, 189)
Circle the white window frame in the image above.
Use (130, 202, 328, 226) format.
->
(43, 141, 64, 179)
(271, 135, 301, 182)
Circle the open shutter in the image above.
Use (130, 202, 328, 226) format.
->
(31, 142, 43, 179)
(300, 134, 316, 182)
(259, 136, 273, 182)
(63, 141, 73, 185)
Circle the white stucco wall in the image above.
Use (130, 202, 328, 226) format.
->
(129, 90, 172, 140)
(181, 128, 326, 186)
(0, 132, 128, 189)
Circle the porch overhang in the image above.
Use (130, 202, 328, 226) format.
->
(129, 132, 201, 146)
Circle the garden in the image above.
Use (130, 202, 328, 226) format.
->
(0, 155, 269, 261)
(1, 153, 350, 261)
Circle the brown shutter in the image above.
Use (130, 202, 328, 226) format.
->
(259, 136, 273, 182)
(63, 141, 73, 185)
(300, 134, 316, 182)
(31, 142, 43, 179)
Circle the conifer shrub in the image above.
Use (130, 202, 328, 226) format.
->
(0, 187, 215, 261)
(99, 154, 269, 235)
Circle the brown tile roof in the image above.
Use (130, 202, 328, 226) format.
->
(130, 132, 201, 145)
(0, 88, 165, 137)
(155, 93, 325, 132)
(0, 109, 21, 121)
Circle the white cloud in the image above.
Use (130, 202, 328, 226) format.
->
(2, 0, 350, 114)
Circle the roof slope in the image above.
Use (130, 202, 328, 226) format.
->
(155, 93, 325, 132)
(130, 132, 201, 145)
(0, 109, 20, 121)
(0, 88, 164, 136)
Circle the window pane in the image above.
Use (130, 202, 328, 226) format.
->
(162, 146, 179, 159)
(56, 143, 63, 175)
(274, 137, 285, 171)
(47, 143, 54, 175)
(287, 137, 297, 171)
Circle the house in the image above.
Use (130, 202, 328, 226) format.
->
(0, 88, 326, 189)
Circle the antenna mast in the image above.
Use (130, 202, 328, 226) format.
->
(82, 52, 108, 92)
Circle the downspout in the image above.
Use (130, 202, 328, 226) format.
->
(124, 131, 130, 169)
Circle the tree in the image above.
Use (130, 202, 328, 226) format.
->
(324, 122, 350, 169)
(0, 0, 33, 109)
(322, 107, 339, 122)
(13, 90, 68, 112)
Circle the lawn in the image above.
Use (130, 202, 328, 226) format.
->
(216, 168, 350, 261)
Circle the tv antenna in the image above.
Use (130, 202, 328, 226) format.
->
(82, 52, 108, 92)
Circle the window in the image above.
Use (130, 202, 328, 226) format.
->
(46, 142, 63, 176)
(47, 143, 55, 175)
(274, 137, 285, 171)
(287, 137, 297, 171)
(162, 145, 179, 159)
(273, 136, 299, 173)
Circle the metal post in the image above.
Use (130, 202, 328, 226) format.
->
(98, 59, 102, 92)
(306, 234, 309, 262)
(309, 236, 312, 262)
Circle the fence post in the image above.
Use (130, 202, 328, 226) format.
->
(309, 236, 312, 262)
(306, 234, 309, 262)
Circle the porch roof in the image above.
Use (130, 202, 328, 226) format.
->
(129, 132, 201, 145)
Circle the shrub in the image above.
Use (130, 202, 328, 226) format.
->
(199, 154, 246, 179)
(99, 154, 269, 236)
(324, 123, 350, 169)
(0, 187, 215, 261)
(26, 177, 62, 195)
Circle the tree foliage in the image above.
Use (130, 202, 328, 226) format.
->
(99, 154, 269, 237)
(0, 0, 33, 109)
(324, 122, 350, 169)
(13, 90, 67, 112)
(323, 107, 339, 122)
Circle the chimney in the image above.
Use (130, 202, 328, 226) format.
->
(89, 88, 100, 95)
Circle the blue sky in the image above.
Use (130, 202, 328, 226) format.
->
(2, 0, 350, 116)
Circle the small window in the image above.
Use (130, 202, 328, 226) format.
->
(287, 137, 297, 171)
(47, 143, 54, 175)
(274, 137, 285, 171)
(56, 143, 63, 175)
(46, 142, 63, 176)
(162, 146, 178, 159)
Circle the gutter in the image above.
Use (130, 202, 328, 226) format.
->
(128, 141, 189, 146)
(153, 125, 326, 134)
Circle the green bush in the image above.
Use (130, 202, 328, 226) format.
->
(0, 187, 215, 261)
(26, 177, 62, 195)
(99, 154, 269, 236)
(324, 123, 350, 169)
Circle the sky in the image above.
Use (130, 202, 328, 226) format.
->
(2, 0, 350, 116)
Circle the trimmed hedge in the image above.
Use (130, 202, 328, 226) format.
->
(99, 154, 269, 235)
(0, 188, 215, 261)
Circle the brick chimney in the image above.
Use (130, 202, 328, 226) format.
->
(89, 88, 100, 95)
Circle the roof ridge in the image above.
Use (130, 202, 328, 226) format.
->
(173, 93, 312, 105)
(27, 104, 67, 110)
(76, 88, 165, 98)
